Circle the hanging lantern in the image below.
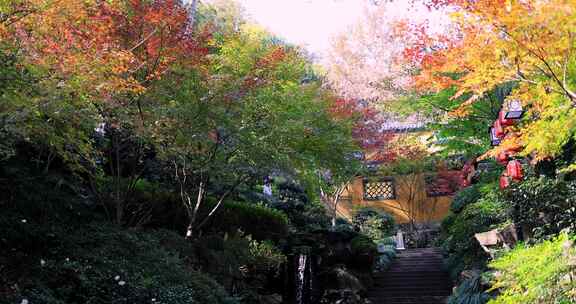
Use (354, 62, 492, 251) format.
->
(489, 127, 502, 146)
(496, 152, 509, 165)
(461, 176, 471, 187)
(499, 110, 514, 126)
(494, 119, 505, 137)
(459, 161, 475, 188)
(462, 162, 472, 175)
(507, 160, 523, 181)
(504, 99, 524, 119)
(499, 174, 511, 189)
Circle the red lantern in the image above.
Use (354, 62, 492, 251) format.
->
(496, 152, 509, 165)
(500, 174, 511, 189)
(506, 160, 523, 181)
(489, 127, 502, 146)
(494, 120, 505, 137)
(504, 99, 524, 119)
(499, 110, 514, 126)
(462, 163, 472, 174)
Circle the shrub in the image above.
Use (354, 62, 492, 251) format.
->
(353, 207, 395, 242)
(448, 273, 491, 304)
(0, 222, 235, 304)
(194, 234, 286, 302)
(441, 191, 510, 271)
(451, 185, 481, 213)
(506, 177, 576, 239)
(248, 238, 287, 274)
(205, 201, 289, 241)
(375, 254, 392, 271)
(380, 236, 396, 246)
(350, 235, 378, 268)
(488, 234, 576, 304)
(265, 180, 332, 232)
(351, 235, 377, 254)
(348, 234, 378, 272)
(380, 248, 396, 259)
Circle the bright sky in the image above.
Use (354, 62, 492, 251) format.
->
(238, 0, 366, 55)
(238, 0, 437, 58)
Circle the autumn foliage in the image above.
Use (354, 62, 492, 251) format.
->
(329, 98, 396, 154)
(3, 0, 210, 100)
(396, 0, 576, 163)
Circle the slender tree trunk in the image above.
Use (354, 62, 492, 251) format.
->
(330, 184, 346, 229)
(186, 180, 205, 239)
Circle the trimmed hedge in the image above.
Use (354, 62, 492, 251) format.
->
(205, 201, 289, 241)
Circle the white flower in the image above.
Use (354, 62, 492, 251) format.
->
(114, 275, 120, 281)
(65, 258, 70, 262)
(40, 259, 46, 266)
(21, 219, 27, 223)
(118, 280, 126, 286)
(21, 299, 29, 304)
(151, 299, 156, 302)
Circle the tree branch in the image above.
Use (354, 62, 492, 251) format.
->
(195, 175, 249, 231)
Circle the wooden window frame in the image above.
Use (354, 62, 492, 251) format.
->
(363, 178, 396, 201)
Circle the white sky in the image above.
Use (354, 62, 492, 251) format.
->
(238, 0, 366, 55)
(238, 0, 438, 58)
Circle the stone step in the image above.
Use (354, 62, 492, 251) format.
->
(388, 265, 445, 270)
(368, 247, 452, 303)
(369, 285, 452, 293)
(383, 270, 448, 275)
(396, 257, 444, 261)
(373, 280, 451, 287)
(397, 251, 443, 256)
(394, 258, 444, 263)
(367, 296, 448, 304)
(369, 284, 452, 291)
(368, 289, 451, 297)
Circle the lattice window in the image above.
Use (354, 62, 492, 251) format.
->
(363, 179, 395, 200)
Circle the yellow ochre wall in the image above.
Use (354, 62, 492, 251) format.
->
(337, 174, 453, 224)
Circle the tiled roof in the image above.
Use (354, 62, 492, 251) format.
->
(379, 113, 431, 133)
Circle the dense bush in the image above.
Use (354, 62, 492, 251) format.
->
(0, 222, 235, 304)
(448, 273, 491, 304)
(506, 177, 576, 239)
(352, 207, 395, 242)
(350, 235, 378, 256)
(350, 235, 378, 270)
(194, 235, 286, 303)
(205, 201, 289, 241)
(271, 181, 332, 232)
(379, 236, 396, 247)
(375, 254, 393, 271)
(451, 185, 481, 213)
(441, 191, 510, 274)
(373, 236, 397, 272)
(488, 234, 576, 304)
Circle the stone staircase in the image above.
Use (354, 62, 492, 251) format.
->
(368, 248, 452, 304)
